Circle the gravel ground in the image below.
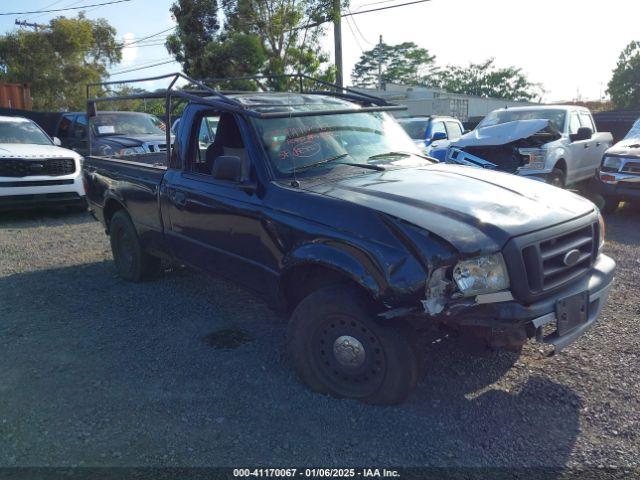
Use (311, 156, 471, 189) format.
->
(0, 204, 638, 471)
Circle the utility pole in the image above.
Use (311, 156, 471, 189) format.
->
(377, 35, 383, 91)
(15, 19, 46, 31)
(333, 0, 343, 88)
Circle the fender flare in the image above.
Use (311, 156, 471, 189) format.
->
(280, 241, 385, 299)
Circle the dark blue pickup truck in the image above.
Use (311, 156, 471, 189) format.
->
(83, 74, 615, 404)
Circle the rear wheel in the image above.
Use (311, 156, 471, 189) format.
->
(547, 168, 566, 188)
(109, 210, 161, 282)
(287, 285, 418, 405)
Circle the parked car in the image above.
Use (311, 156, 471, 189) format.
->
(397, 116, 464, 159)
(0, 116, 85, 210)
(598, 117, 640, 213)
(53, 111, 168, 157)
(445, 106, 613, 188)
(84, 81, 615, 404)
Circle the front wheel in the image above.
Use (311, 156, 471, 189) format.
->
(547, 168, 566, 188)
(600, 197, 620, 214)
(287, 286, 419, 405)
(109, 210, 161, 282)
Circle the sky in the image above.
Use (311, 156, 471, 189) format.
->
(0, 0, 637, 101)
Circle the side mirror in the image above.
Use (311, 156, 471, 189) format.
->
(431, 131, 448, 142)
(211, 156, 254, 193)
(570, 127, 592, 142)
(52, 137, 61, 146)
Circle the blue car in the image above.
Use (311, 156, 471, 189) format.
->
(397, 116, 464, 160)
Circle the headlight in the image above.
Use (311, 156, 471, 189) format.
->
(453, 253, 510, 297)
(601, 156, 623, 172)
(597, 211, 605, 252)
(119, 146, 146, 155)
(519, 148, 547, 170)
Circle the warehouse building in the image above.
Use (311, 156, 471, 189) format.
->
(353, 83, 534, 122)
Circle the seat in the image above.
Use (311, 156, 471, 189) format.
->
(205, 113, 247, 178)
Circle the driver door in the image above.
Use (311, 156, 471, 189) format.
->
(163, 110, 278, 296)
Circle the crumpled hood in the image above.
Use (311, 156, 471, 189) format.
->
(306, 163, 596, 254)
(0, 143, 80, 159)
(452, 119, 560, 148)
(605, 136, 640, 157)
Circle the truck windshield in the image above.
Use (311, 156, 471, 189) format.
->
(624, 119, 640, 140)
(0, 119, 52, 145)
(478, 109, 566, 132)
(253, 111, 425, 177)
(398, 119, 427, 140)
(93, 113, 165, 136)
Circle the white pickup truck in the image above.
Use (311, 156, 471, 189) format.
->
(0, 116, 85, 211)
(446, 105, 613, 188)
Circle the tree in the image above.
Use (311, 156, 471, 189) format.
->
(607, 41, 640, 109)
(429, 58, 541, 102)
(351, 42, 436, 88)
(0, 13, 121, 111)
(166, 0, 336, 90)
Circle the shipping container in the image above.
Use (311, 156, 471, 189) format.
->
(0, 82, 33, 110)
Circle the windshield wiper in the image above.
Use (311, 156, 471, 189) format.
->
(367, 151, 413, 160)
(295, 154, 387, 173)
(294, 153, 349, 172)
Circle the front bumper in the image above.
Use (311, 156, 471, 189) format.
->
(598, 170, 640, 201)
(0, 171, 86, 210)
(437, 254, 616, 352)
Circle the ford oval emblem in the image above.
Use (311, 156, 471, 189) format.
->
(563, 249, 581, 267)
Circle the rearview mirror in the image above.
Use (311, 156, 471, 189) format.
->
(52, 137, 61, 146)
(431, 131, 448, 141)
(570, 127, 592, 142)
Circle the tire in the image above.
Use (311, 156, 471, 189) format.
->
(600, 197, 620, 214)
(547, 168, 566, 188)
(109, 210, 161, 282)
(287, 285, 419, 405)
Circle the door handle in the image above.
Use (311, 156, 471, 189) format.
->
(596, 142, 601, 147)
(584, 144, 590, 148)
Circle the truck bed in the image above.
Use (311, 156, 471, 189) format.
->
(83, 154, 167, 255)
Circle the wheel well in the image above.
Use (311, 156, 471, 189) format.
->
(554, 159, 567, 173)
(280, 264, 374, 313)
(103, 199, 125, 233)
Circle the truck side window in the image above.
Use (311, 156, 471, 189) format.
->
(579, 113, 595, 132)
(430, 121, 447, 139)
(569, 113, 581, 135)
(58, 115, 74, 139)
(191, 112, 247, 178)
(74, 115, 87, 139)
(445, 121, 463, 141)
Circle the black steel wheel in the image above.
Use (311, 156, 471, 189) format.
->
(287, 285, 418, 404)
(109, 210, 161, 282)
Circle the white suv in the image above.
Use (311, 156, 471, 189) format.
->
(0, 116, 85, 211)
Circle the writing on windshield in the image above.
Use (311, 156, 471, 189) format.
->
(254, 112, 421, 176)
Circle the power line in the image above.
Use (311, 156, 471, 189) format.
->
(291, 0, 431, 31)
(110, 59, 177, 76)
(0, 0, 132, 16)
(123, 26, 176, 46)
(346, 6, 374, 46)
